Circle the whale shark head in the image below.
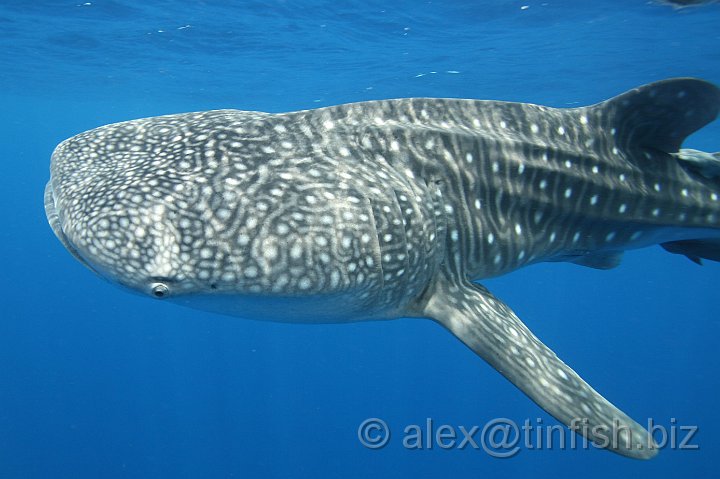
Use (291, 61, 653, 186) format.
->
(44, 109, 439, 321)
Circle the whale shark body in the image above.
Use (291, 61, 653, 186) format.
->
(45, 78, 720, 458)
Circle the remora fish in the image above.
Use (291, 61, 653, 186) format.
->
(45, 78, 720, 458)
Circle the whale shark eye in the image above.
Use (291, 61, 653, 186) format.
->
(151, 282, 170, 298)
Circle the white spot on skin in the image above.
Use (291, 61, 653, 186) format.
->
(681, 188, 689, 197)
(466, 153, 473, 163)
(605, 231, 616, 242)
(330, 270, 340, 289)
(592, 165, 599, 174)
(515, 223, 522, 235)
(244, 266, 258, 278)
(557, 126, 565, 135)
(539, 179, 547, 189)
(654, 183, 661, 192)
(339, 147, 350, 157)
(530, 124, 539, 133)
(652, 208, 661, 217)
(290, 243, 303, 259)
(580, 115, 588, 125)
(619, 204, 627, 214)
(590, 195, 599, 205)
(564, 188, 572, 199)
(487, 233, 495, 245)
(712, 193, 719, 202)
(573, 232, 581, 243)
(474, 199, 481, 209)
(500, 120, 507, 129)
(549, 232, 556, 243)
(262, 243, 278, 260)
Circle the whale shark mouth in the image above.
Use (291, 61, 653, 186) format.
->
(44, 181, 97, 275)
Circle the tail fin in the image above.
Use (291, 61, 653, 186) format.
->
(592, 78, 720, 154)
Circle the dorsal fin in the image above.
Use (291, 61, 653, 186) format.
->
(590, 78, 720, 153)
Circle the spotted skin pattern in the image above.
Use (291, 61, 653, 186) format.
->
(46, 78, 720, 459)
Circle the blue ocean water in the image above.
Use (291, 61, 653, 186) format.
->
(1, 0, 719, 477)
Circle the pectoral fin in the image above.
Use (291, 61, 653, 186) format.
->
(410, 273, 658, 459)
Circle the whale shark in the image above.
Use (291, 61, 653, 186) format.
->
(657, 0, 719, 9)
(45, 78, 720, 459)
